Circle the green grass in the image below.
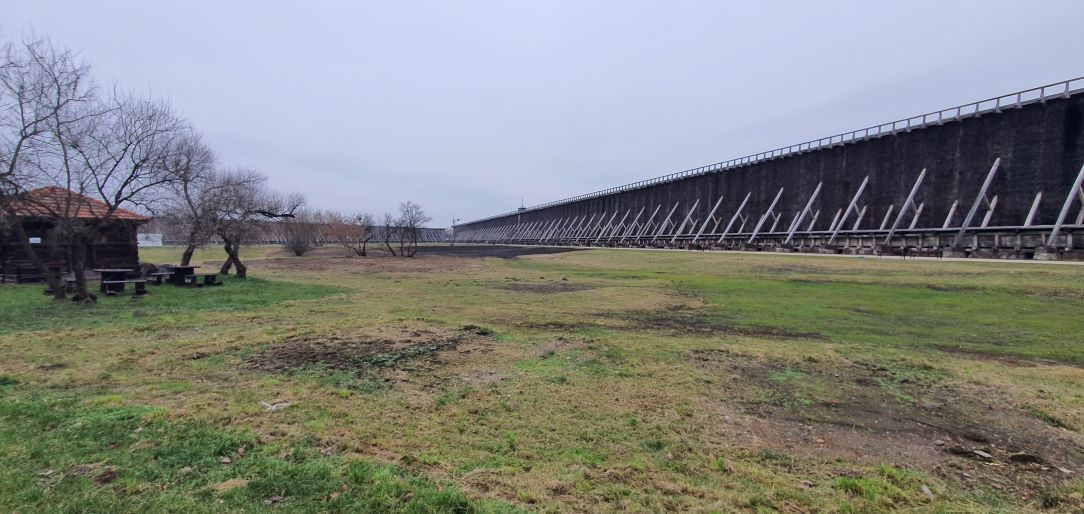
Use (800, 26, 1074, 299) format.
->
(2, 246, 1084, 512)
(0, 384, 514, 513)
(0, 276, 340, 335)
(510, 251, 1084, 363)
(137, 245, 284, 266)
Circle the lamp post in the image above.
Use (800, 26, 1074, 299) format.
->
(450, 218, 460, 246)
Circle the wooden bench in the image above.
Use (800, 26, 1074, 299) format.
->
(148, 272, 173, 285)
(102, 279, 147, 296)
(181, 274, 221, 287)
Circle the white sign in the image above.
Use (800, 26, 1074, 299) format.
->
(28, 237, 42, 244)
(137, 233, 163, 247)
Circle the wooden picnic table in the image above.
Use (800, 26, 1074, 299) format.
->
(101, 279, 147, 296)
(148, 271, 173, 285)
(166, 265, 200, 286)
(93, 268, 134, 293)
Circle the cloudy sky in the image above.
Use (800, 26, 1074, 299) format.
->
(6, 1, 1083, 226)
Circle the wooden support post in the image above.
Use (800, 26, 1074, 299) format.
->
(908, 202, 925, 229)
(692, 196, 725, 244)
(585, 212, 608, 241)
(652, 202, 682, 242)
(807, 209, 822, 231)
(748, 188, 784, 244)
(879, 205, 895, 230)
(671, 199, 701, 244)
(786, 182, 822, 244)
(884, 169, 927, 244)
(617, 206, 646, 242)
(718, 192, 751, 243)
(827, 209, 842, 232)
(593, 211, 620, 244)
(598, 209, 630, 243)
(851, 205, 867, 231)
(634, 205, 663, 242)
(980, 196, 998, 228)
(1047, 163, 1084, 248)
(953, 158, 1001, 248)
(942, 200, 958, 229)
(557, 215, 582, 242)
(1024, 192, 1042, 227)
(828, 176, 868, 244)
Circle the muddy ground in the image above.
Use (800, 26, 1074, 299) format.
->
(691, 347, 1082, 501)
(207, 246, 1084, 508)
(244, 324, 497, 389)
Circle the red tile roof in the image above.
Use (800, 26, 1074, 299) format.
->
(8, 187, 150, 222)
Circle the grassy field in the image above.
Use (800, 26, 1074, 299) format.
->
(2, 245, 1083, 512)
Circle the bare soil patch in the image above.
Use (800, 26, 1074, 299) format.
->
(410, 245, 582, 259)
(245, 325, 486, 376)
(244, 245, 580, 276)
(500, 282, 594, 294)
(533, 337, 589, 357)
(619, 306, 825, 339)
(692, 349, 1084, 497)
(932, 345, 1079, 368)
(513, 320, 597, 331)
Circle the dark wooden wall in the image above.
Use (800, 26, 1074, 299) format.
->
(1, 219, 142, 283)
(458, 93, 1084, 234)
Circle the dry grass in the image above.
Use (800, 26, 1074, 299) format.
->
(2, 244, 1084, 512)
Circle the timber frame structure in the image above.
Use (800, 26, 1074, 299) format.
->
(454, 77, 1084, 260)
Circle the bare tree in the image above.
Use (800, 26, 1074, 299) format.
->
(210, 170, 301, 278)
(379, 212, 400, 256)
(159, 133, 217, 266)
(283, 208, 320, 256)
(397, 201, 431, 257)
(328, 211, 374, 256)
(0, 36, 96, 299)
(42, 92, 190, 299)
(3, 37, 190, 300)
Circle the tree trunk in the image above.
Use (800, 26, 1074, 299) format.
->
(405, 230, 418, 257)
(180, 244, 197, 266)
(226, 243, 247, 278)
(384, 236, 396, 256)
(70, 235, 93, 302)
(219, 241, 233, 275)
(8, 221, 66, 300)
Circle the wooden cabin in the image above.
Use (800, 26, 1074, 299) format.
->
(1, 187, 150, 283)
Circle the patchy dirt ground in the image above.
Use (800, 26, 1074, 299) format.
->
(22, 244, 1078, 512)
(500, 281, 595, 294)
(618, 305, 825, 339)
(235, 245, 583, 275)
(691, 348, 1084, 501)
(408, 245, 582, 259)
(245, 324, 496, 384)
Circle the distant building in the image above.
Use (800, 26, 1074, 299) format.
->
(137, 233, 163, 247)
(0, 187, 150, 283)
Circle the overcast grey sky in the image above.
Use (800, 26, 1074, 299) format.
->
(6, 1, 1084, 226)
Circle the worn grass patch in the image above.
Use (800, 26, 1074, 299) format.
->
(0, 385, 516, 513)
(0, 277, 340, 335)
(2, 246, 1084, 512)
